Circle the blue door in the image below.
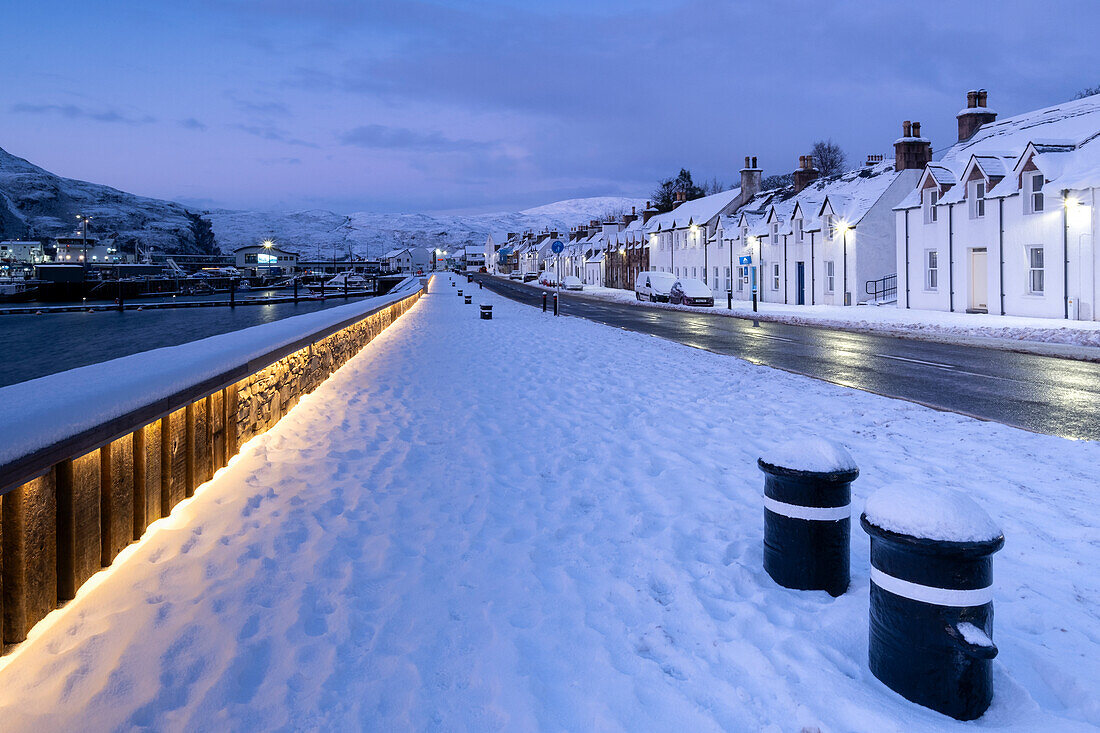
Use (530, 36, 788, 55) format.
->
(796, 262, 805, 305)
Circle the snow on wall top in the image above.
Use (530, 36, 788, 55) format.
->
(0, 279, 421, 469)
(863, 485, 1003, 543)
(759, 437, 858, 474)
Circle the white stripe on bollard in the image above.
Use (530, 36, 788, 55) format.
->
(870, 567, 993, 607)
(763, 496, 850, 522)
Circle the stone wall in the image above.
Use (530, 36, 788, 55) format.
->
(0, 288, 421, 650)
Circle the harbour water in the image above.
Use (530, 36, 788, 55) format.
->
(0, 290, 376, 388)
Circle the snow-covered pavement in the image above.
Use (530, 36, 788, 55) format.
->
(1, 274, 1097, 731)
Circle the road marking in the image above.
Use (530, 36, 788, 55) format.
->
(744, 331, 796, 343)
(875, 353, 957, 370)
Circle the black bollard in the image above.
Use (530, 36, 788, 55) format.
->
(542, 292, 547, 312)
(464, 294, 472, 304)
(861, 486, 1004, 720)
(480, 304, 492, 320)
(293, 278, 298, 302)
(752, 290, 758, 313)
(230, 279, 236, 308)
(727, 289, 732, 310)
(479, 281, 483, 289)
(321, 280, 325, 300)
(553, 293, 558, 316)
(458, 289, 463, 297)
(757, 438, 857, 596)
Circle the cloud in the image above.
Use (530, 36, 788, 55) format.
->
(10, 103, 156, 125)
(339, 124, 492, 154)
(229, 123, 318, 147)
(179, 117, 208, 131)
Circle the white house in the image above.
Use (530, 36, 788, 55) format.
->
(0, 241, 46, 264)
(895, 90, 1100, 320)
(383, 246, 430, 273)
(722, 146, 923, 307)
(646, 162, 752, 291)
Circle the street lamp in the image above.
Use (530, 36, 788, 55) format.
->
(835, 220, 851, 304)
(76, 214, 92, 271)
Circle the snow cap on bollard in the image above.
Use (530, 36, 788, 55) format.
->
(480, 303, 493, 320)
(757, 437, 858, 597)
(464, 294, 472, 304)
(861, 485, 1004, 721)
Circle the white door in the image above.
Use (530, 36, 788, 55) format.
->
(969, 249, 988, 311)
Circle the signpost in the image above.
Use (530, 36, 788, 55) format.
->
(551, 240, 564, 286)
(739, 255, 757, 312)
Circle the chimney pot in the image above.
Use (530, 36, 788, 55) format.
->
(903, 120, 912, 137)
(631, 206, 636, 214)
(977, 89, 988, 107)
(912, 121, 921, 137)
(751, 156, 757, 168)
(744, 156, 750, 168)
(967, 90, 979, 108)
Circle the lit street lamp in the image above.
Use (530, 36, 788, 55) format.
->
(76, 213, 92, 271)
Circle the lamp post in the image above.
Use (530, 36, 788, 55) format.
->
(836, 220, 851, 305)
(76, 214, 91, 272)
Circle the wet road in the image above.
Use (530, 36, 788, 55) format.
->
(473, 275, 1100, 441)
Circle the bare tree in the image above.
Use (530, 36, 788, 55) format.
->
(701, 177, 728, 195)
(811, 139, 847, 177)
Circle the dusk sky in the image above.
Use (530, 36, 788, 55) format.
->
(3, 0, 1098, 215)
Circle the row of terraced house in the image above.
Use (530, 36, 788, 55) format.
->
(484, 89, 1100, 321)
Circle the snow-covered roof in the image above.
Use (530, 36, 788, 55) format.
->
(645, 187, 742, 231)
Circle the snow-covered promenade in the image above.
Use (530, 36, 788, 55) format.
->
(0, 274, 1097, 731)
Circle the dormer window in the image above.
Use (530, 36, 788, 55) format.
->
(771, 222, 779, 242)
(1025, 172, 1044, 214)
(741, 226, 749, 243)
(794, 218, 804, 242)
(968, 180, 986, 219)
(923, 189, 939, 224)
(824, 214, 836, 241)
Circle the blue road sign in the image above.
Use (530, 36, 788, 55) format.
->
(551, 240, 565, 254)
(738, 255, 752, 265)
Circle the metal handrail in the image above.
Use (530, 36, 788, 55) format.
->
(865, 273, 897, 302)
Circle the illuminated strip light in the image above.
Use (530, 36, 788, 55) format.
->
(871, 567, 993, 607)
(763, 496, 850, 522)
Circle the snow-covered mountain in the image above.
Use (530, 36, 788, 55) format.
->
(0, 145, 644, 259)
(0, 146, 208, 253)
(205, 196, 646, 260)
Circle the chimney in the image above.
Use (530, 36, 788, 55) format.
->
(740, 155, 762, 199)
(894, 120, 933, 171)
(957, 88, 997, 141)
(622, 207, 638, 225)
(673, 190, 687, 208)
(793, 154, 819, 193)
(642, 200, 659, 224)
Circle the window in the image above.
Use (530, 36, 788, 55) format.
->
(771, 223, 780, 242)
(724, 266, 731, 291)
(1027, 246, 1044, 294)
(1026, 172, 1044, 213)
(824, 215, 836, 241)
(825, 260, 835, 292)
(741, 227, 749, 243)
(969, 180, 985, 218)
(714, 267, 719, 287)
(737, 266, 748, 291)
(692, 267, 697, 279)
(925, 250, 938, 290)
(923, 189, 939, 224)
(675, 267, 680, 277)
(772, 263, 780, 290)
(794, 218, 804, 242)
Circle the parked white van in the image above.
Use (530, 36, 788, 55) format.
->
(634, 271, 677, 302)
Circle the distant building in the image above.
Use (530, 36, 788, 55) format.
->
(0, 240, 46, 264)
(234, 244, 298, 276)
(383, 247, 430, 273)
(53, 235, 128, 264)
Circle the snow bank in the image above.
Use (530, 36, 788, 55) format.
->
(759, 436, 858, 474)
(542, 281, 1100, 353)
(863, 486, 1003, 543)
(0, 278, 421, 468)
(0, 274, 1096, 731)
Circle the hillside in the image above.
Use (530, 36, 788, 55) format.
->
(0, 145, 643, 259)
(204, 196, 646, 260)
(0, 147, 209, 254)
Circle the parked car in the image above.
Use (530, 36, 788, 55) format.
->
(562, 275, 583, 291)
(669, 278, 715, 306)
(522, 272, 539, 282)
(508, 271, 523, 280)
(634, 271, 677, 302)
(538, 271, 558, 286)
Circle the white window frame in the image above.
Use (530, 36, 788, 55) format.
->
(925, 249, 938, 291)
(825, 260, 835, 293)
(713, 267, 719, 288)
(1027, 245, 1044, 294)
(923, 189, 939, 224)
(772, 262, 780, 290)
(794, 218, 804, 242)
(736, 265, 748, 291)
(824, 215, 836, 241)
(1025, 172, 1045, 214)
(771, 222, 780, 243)
(969, 180, 986, 219)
